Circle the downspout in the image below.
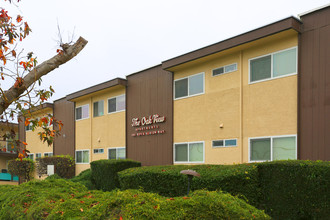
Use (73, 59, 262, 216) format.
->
(240, 50, 244, 163)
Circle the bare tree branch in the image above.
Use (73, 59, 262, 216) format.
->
(0, 36, 88, 115)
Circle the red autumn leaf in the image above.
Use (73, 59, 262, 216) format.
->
(16, 15, 22, 23)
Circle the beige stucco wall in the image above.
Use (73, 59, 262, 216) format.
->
(74, 86, 126, 174)
(173, 30, 298, 164)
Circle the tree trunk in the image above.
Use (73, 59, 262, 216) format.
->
(0, 36, 88, 115)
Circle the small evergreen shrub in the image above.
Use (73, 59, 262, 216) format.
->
(257, 160, 330, 219)
(36, 155, 75, 179)
(90, 159, 141, 191)
(71, 168, 96, 190)
(8, 158, 35, 182)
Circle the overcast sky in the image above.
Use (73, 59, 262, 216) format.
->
(3, 0, 330, 101)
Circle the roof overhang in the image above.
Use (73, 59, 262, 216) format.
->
(162, 16, 302, 70)
(66, 78, 127, 101)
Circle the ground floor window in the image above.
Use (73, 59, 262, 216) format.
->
(249, 135, 296, 162)
(44, 152, 53, 157)
(27, 153, 34, 160)
(76, 150, 89, 164)
(174, 141, 204, 163)
(108, 147, 126, 160)
(35, 153, 42, 159)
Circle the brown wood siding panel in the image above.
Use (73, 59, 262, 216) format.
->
(53, 98, 75, 157)
(299, 7, 330, 161)
(126, 66, 173, 166)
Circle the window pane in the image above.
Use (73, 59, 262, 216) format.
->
(117, 148, 126, 159)
(213, 67, 224, 76)
(76, 107, 82, 120)
(273, 48, 297, 77)
(212, 140, 224, 147)
(225, 64, 237, 73)
(250, 55, 271, 82)
(250, 138, 271, 161)
(94, 101, 104, 117)
(109, 149, 116, 160)
(175, 144, 188, 162)
(189, 143, 203, 162)
(108, 98, 116, 113)
(175, 78, 188, 99)
(82, 151, 89, 163)
(76, 151, 82, 163)
(82, 105, 89, 118)
(273, 137, 296, 160)
(117, 95, 125, 111)
(189, 74, 204, 96)
(225, 139, 237, 146)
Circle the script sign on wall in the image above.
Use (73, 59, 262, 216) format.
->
(131, 114, 166, 137)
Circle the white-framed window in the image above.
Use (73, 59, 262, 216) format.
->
(212, 63, 237, 76)
(76, 104, 89, 121)
(35, 153, 42, 159)
(44, 152, 53, 157)
(174, 72, 204, 100)
(212, 139, 237, 148)
(25, 123, 32, 131)
(174, 141, 204, 163)
(108, 147, 126, 160)
(93, 148, 104, 154)
(249, 47, 297, 84)
(108, 94, 125, 114)
(76, 150, 89, 164)
(93, 100, 104, 117)
(249, 135, 297, 162)
(27, 153, 34, 160)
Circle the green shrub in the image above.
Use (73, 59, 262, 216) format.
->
(0, 178, 270, 219)
(8, 158, 35, 182)
(71, 168, 96, 190)
(45, 173, 62, 180)
(36, 155, 75, 179)
(118, 164, 260, 205)
(91, 159, 141, 191)
(257, 160, 330, 219)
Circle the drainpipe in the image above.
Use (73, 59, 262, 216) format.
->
(240, 50, 244, 164)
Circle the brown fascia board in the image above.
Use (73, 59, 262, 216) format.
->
(66, 78, 127, 101)
(0, 121, 18, 127)
(162, 16, 302, 70)
(0, 152, 17, 158)
(28, 103, 54, 114)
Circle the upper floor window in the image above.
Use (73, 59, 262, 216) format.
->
(174, 72, 204, 99)
(76, 104, 89, 120)
(108, 94, 125, 114)
(212, 63, 237, 76)
(249, 135, 296, 162)
(93, 100, 104, 117)
(249, 47, 297, 83)
(25, 123, 32, 131)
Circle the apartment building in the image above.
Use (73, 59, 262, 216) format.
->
(18, 5, 330, 174)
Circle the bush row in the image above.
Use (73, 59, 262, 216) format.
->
(36, 155, 75, 179)
(90, 159, 141, 191)
(0, 178, 270, 219)
(118, 160, 330, 219)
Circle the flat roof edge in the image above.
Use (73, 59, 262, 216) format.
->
(299, 4, 330, 18)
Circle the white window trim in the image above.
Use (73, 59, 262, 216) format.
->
(93, 148, 104, 154)
(27, 153, 34, 160)
(248, 46, 298, 84)
(44, 152, 53, 157)
(173, 141, 205, 164)
(248, 134, 297, 163)
(75, 149, 90, 164)
(75, 104, 89, 121)
(93, 100, 105, 117)
(107, 94, 126, 115)
(174, 72, 205, 101)
(212, 138, 238, 148)
(212, 63, 238, 77)
(107, 147, 126, 159)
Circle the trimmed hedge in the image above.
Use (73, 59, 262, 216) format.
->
(8, 158, 35, 182)
(36, 155, 75, 179)
(91, 159, 141, 191)
(0, 178, 270, 219)
(70, 168, 96, 190)
(257, 160, 330, 219)
(118, 164, 260, 205)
